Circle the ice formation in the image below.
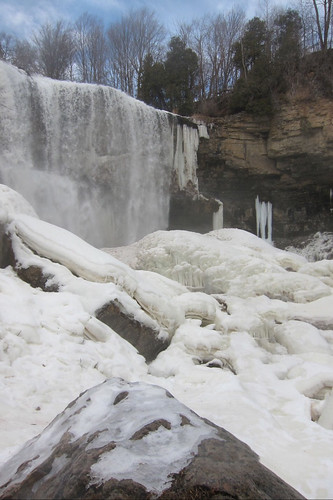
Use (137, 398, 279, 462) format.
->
(286, 232, 333, 261)
(212, 201, 223, 230)
(255, 195, 273, 242)
(0, 61, 201, 247)
(0, 186, 332, 499)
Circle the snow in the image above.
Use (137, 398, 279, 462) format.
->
(286, 232, 333, 261)
(0, 186, 333, 499)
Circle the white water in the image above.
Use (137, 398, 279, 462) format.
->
(0, 61, 200, 248)
(255, 195, 273, 243)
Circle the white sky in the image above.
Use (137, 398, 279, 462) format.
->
(0, 0, 293, 39)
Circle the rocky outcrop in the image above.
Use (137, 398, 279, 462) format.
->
(0, 224, 13, 269)
(96, 301, 168, 362)
(197, 94, 333, 243)
(0, 379, 305, 500)
(168, 191, 221, 233)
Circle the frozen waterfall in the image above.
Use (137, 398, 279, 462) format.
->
(0, 61, 200, 247)
(213, 201, 223, 230)
(255, 196, 273, 243)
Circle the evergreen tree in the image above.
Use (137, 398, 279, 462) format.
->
(272, 9, 302, 91)
(164, 36, 198, 115)
(233, 17, 267, 80)
(137, 53, 166, 109)
(231, 17, 272, 114)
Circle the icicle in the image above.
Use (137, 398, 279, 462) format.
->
(267, 201, 273, 243)
(255, 196, 273, 243)
(173, 123, 199, 192)
(212, 202, 223, 230)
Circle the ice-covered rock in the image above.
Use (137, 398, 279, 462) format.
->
(0, 379, 305, 500)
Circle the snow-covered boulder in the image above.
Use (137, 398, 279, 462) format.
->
(1, 211, 174, 360)
(0, 378, 304, 500)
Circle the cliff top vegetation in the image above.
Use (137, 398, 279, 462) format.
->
(1, 0, 333, 117)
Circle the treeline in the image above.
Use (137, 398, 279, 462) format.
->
(1, 0, 333, 116)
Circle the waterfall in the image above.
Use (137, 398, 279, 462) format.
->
(0, 61, 200, 248)
(255, 196, 273, 243)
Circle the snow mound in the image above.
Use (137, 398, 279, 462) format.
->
(0, 187, 332, 499)
(0, 184, 38, 222)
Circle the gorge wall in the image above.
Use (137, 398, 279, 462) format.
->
(197, 94, 333, 245)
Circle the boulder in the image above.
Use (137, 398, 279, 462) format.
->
(96, 301, 169, 362)
(0, 379, 305, 500)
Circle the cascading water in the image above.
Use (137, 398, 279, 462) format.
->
(0, 61, 200, 248)
(255, 196, 273, 243)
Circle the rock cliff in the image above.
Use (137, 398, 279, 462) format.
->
(197, 94, 333, 245)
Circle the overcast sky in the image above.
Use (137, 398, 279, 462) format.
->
(1, 0, 293, 39)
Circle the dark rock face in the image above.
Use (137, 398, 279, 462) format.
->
(15, 264, 59, 292)
(169, 191, 221, 233)
(96, 301, 169, 362)
(0, 379, 305, 500)
(0, 226, 13, 269)
(0, 231, 59, 292)
(197, 98, 333, 242)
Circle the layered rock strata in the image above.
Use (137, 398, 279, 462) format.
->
(197, 96, 333, 242)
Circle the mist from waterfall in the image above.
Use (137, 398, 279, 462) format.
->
(0, 61, 200, 248)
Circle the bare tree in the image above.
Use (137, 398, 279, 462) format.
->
(0, 32, 15, 61)
(107, 8, 165, 96)
(204, 9, 245, 97)
(74, 13, 91, 82)
(312, 0, 333, 49)
(74, 13, 108, 84)
(33, 20, 75, 80)
(220, 8, 246, 91)
(108, 16, 136, 94)
(177, 9, 245, 101)
(293, 0, 318, 51)
(177, 17, 210, 100)
(257, 0, 282, 59)
(131, 8, 166, 91)
(12, 40, 37, 74)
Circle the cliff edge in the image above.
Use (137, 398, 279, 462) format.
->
(197, 91, 333, 243)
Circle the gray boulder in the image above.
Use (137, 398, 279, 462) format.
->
(96, 301, 168, 362)
(0, 379, 305, 500)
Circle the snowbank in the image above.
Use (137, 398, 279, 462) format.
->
(0, 186, 332, 499)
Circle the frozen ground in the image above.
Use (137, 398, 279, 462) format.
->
(0, 185, 332, 499)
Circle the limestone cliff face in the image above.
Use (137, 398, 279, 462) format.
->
(197, 96, 333, 243)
